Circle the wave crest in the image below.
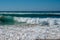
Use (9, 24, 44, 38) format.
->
(14, 17, 60, 26)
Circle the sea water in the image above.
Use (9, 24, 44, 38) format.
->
(0, 11, 60, 25)
(0, 11, 60, 39)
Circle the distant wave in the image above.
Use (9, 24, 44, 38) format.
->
(0, 13, 60, 18)
(0, 12, 60, 15)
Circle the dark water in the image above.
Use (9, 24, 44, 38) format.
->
(0, 11, 60, 18)
(0, 11, 60, 13)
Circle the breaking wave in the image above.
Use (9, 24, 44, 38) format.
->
(14, 17, 60, 25)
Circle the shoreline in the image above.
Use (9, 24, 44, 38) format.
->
(0, 24, 60, 40)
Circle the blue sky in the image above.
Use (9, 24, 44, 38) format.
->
(0, 0, 60, 11)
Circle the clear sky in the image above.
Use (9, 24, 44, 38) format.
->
(0, 0, 60, 11)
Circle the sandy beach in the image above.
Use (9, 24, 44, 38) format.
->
(0, 24, 60, 40)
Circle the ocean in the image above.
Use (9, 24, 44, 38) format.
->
(0, 11, 60, 25)
(0, 11, 60, 18)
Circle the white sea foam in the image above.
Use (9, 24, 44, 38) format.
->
(14, 17, 60, 26)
